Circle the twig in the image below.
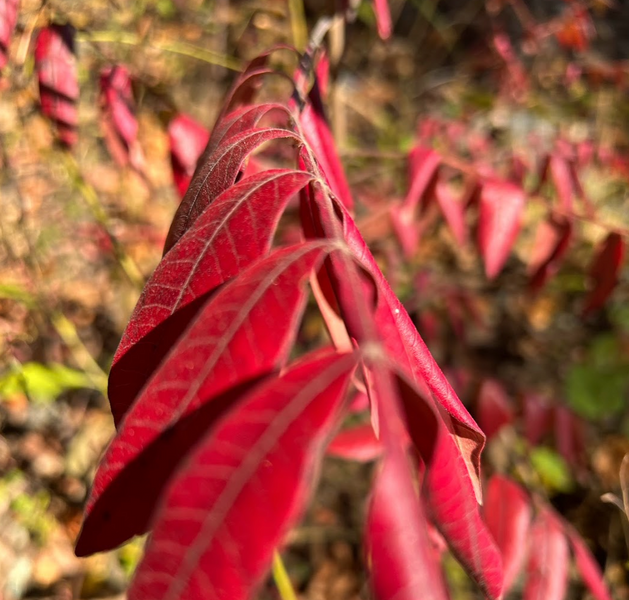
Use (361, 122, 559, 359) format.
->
(272, 551, 299, 600)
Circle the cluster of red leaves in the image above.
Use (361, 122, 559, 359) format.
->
(393, 118, 625, 313)
(72, 45, 508, 600)
(485, 475, 611, 600)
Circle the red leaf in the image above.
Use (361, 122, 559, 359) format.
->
(366, 450, 449, 600)
(164, 122, 299, 253)
(76, 242, 334, 555)
(0, 0, 18, 70)
(128, 348, 357, 600)
(523, 392, 554, 446)
(169, 113, 210, 198)
(34, 24, 79, 147)
(477, 178, 525, 278)
(327, 423, 383, 462)
(554, 404, 585, 468)
(583, 232, 624, 315)
(528, 214, 572, 292)
(372, 0, 392, 40)
(99, 65, 145, 172)
(565, 525, 612, 600)
(477, 379, 515, 440)
(524, 506, 569, 600)
(391, 147, 441, 257)
(485, 475, 532, 593)
(109, 170, 313, 426)
(434, 180, 467, 246)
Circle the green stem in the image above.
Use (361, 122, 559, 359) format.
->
(77, 30, 243, 71)
(272, 551, 298, 600)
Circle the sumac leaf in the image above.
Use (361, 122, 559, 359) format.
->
(0, 0, 18, 70)
(477, 178, 525, 278)
(524, 506, 569, 600)
(128, 348, 357, 600)
(367, 449, 449, 600)
(169, 113, 210, 198)
(565, 525, 612, 600)
(99, 65, 145, 171)
(34, 24, 79, 147)
(327, 423, 383, 462)
(528, 214, 572, 292)
(485, 475, 532, 593)
(109, 170, 312, 425)
(76, 242, 335, 555)
(583, 232, 624, 315)
(164, 124, 299, 253)
(477, 379, 515, 441)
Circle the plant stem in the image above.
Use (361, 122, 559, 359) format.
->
(77, 30, 243, 71)
(288, 0, 308, 52)
(272, 551, 298, 600)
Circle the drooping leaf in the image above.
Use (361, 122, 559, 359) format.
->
(583, 232, 624, 315)
(76, 242, 335, 555)
(485, 475, 532, 594)
(0, 0, 18, 70)
(524, 506, 569, 600)
(477, 178, 525, 279)
(476, 379, 515, 441)
(168, 113, 210, 198)
(391, 146, 441, 257)
(523, 392, 554, 446)
(327, 423, 383, 462)
(34, 24, 79, 147)
(565, 524, 612, 600)
(366, 450, 449, 600)
(528, 213, 572, 292)
(99, 65, 145, 172)
(554, 404, 585, 468)
(109, 170, 313, 425)
(164, 123, 300, 253)
(434, 180, 467, 246)
(128, 348, 357, 600)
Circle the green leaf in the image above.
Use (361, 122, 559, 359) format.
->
(530, 447, 574, 493)
(0, 362, 91, 404)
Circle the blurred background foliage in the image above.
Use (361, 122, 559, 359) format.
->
(0, 0, 628, 598)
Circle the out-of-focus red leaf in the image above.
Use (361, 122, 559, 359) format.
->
(556, 4, 594, 51)
(528, 214, 572, 292)
(583, 232, 625, 315)
(477, 178, 525, 278)
(485, 475, 532, 593)
(477, 379, 515, 440)
(76, 243, 334, 555)
(109, 170, 313, 426)
(524, 506, 569, 600)
(554, 404, 585, 468)
(565, 525, 612, 600)
(128, 348, 357, 600)
(327, 423, 383, 462)
(299, 79, 354, 211)
(34, 24, 79, 147)
(164, 122, 299, 253)
(366, 450, 449, 600)
(434, 180, 467, 246)
(391, 147, 441, 257)
(523, 392, 554, 445)
(0, 0, 18, 70)
(99, 65, 145, 172)
(169, 114, 211, 198)
(493, 31, 528, 98)
(373, 0, 392, 40)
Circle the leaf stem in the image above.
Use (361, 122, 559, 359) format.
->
(76, 30, 243, 72)
(272, 551, 298, 600)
